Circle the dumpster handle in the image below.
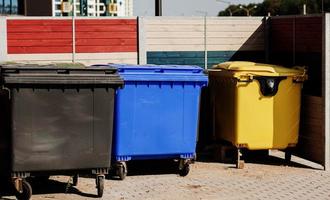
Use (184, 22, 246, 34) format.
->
(293, 75, 308, 83)
(2, 87, 11, 99)
(237, 79, 253, 83)
(237, 75, 253, 83)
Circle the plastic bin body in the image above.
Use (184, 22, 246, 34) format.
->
(112, 65, 208, 161)
(1, 65, 123, 173)
(209, 62, 307, 150)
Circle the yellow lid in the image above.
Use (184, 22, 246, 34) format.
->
(212, 61, 306, 77)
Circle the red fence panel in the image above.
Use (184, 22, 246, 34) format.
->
(6, 18, 138, 54)
(7, 19, 73, 54)
(75, 19, 137, 53)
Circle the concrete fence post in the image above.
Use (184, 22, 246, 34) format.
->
(324, 13, 330, 171)
(0, 17, 7, 63)
(138, 16, 146, 65)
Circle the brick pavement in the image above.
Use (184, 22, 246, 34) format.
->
(1, 151, 330, 200)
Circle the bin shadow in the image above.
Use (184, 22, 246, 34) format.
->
(196, 144, 322, 170)
(0, 178, 14, 200)
(109, 159, 179, 179)
(0, 177, 100, 199)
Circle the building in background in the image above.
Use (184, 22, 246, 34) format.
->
(53, 0, 133, 17)
(0, 0, 133, 16)
(0, 0, 23, 15)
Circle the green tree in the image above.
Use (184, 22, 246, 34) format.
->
(218, 0, 329, 16)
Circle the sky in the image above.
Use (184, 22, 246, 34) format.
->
(134, 0, 264, 16)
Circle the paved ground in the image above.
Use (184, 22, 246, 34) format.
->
(1, 151, 330, 200)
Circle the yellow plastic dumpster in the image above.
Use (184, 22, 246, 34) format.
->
(209, 61, 307, 168)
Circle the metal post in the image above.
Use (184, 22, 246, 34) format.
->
(204, 15, 207, 70)
(303, 4, 306, 15)
(155, 0, 162, 16)
(228, 9, 232, 16)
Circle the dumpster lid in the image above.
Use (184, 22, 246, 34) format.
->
(212, 61, 306, 76)
(107, 64, 204, 73)
(98, 64, 208, 83)
(0, 64, 124, 86)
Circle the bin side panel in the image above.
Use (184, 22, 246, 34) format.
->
(0, 90, 11, 176)
(236, 81, 274, 149)
(183, 83, 200, 154)
(11, 88, 112, 172)
(114, 82, 201, 159)
(211, 75, 236, 144)
(92, 88, 114, 167)
(273, 78, 302, 149)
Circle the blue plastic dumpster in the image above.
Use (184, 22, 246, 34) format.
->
(110, 64, 208, 180)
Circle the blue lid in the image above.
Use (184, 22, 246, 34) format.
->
(105, 64, 208, 83)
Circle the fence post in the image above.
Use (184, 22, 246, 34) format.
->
(324, 13, 330, 171)
(72, 0, 76, 63)
(204, 16, 208, 70)
(138, 16, 146, 65)
(0, 17, 7, 63)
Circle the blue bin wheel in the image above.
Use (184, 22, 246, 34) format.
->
(116, 162, 127, 180)
(178, 159, 190, 177)
(15, 179, 32, 200)
(72, 174, 78, 186)
(96, 175, 104, 198)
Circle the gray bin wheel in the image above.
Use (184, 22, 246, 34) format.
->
(96, 175, 104, 198)
(15, 180, 32, 200)
(117, 162, 127, 180)
(72, 174, 79, 186)
(178, 159, 190, 177)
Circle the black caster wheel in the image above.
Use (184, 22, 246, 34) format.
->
(179, 164, 190, 177)
(72, 174, 78, 186)
(178, 159, 190, 177)
(96, 175, 104, 198)
(117, 162, 127, 180)
(15, 180, 32, 200)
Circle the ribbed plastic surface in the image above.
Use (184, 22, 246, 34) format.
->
(111, 64, 208, 161)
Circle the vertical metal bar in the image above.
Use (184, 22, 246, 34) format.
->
(324, 13, 330, 171)
(204, 15, 207, 70)
(72, 0, 76, 63)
